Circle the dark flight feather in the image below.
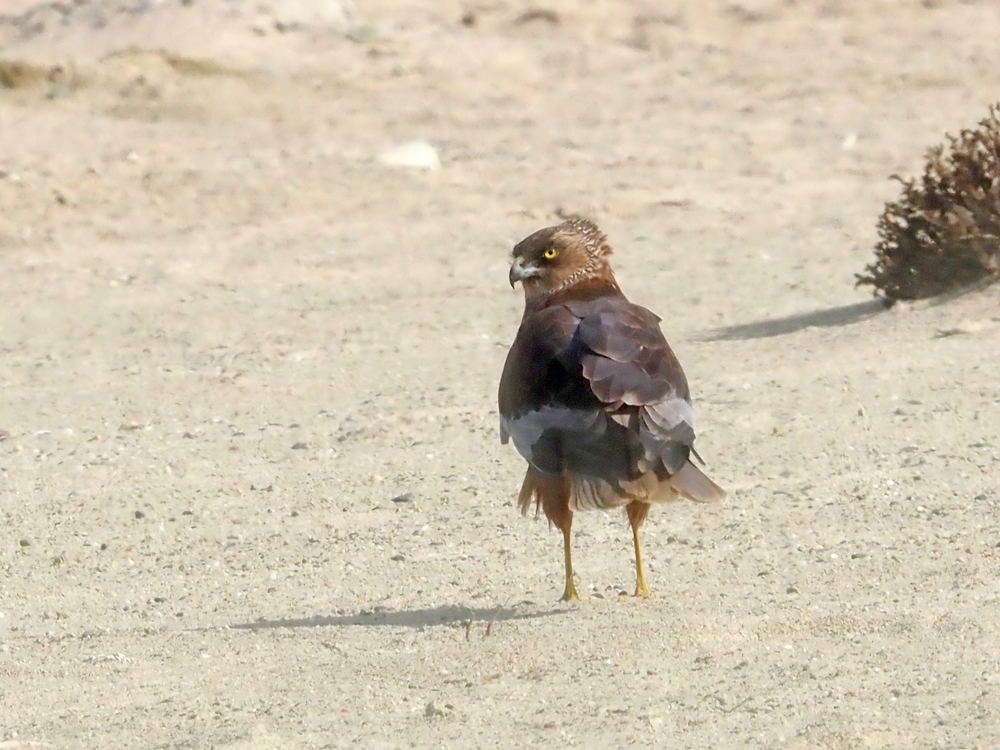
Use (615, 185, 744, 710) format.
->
(500, 292, 721, 507)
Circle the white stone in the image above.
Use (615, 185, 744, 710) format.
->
(268, 0, 355, 31)
(378, 140, 441, 171)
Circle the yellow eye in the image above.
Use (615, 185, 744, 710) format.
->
(543, 247, 558, 260)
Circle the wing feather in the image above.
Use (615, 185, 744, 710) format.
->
(570, 296, 706, 483)
(499, 291, 722, 504)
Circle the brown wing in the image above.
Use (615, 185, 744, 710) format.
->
(499, 289, 724, 505)
(498, 302, 643, 484)
(566, 296, 698, 478)
(569, 295, 725, 503)
(499, 288, 703, 483)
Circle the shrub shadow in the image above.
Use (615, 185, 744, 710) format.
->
(703, 299, 888, 341)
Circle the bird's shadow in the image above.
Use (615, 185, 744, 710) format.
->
(702, 299, 888, 341)
(229, 603, 567, 631)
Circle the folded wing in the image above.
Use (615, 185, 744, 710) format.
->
(499, 294, 724, 508)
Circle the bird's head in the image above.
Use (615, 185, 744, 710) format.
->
(508, 217, 615, 302)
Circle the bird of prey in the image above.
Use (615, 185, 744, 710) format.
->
(498, 218, 725, 601)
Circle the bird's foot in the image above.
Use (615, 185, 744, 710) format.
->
(633, 572, 651, 598)
(560, 584, 587, 602)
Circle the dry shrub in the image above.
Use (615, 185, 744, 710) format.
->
(857, 104, 1000, 302)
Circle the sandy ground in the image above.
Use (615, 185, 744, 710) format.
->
(2, 0, 1000, 747)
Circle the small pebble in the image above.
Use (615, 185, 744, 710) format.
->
(378, 140, 441, 171)
(391, 492, 413, 503)
(346, 23, 380, 43)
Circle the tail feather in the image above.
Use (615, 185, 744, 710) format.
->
(668, 461, 726, 503)
(518, 466, 540, 517)
(517, 467, 575, 531)
(517, 461, 724, 518)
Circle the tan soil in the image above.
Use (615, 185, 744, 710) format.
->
(2, 1, 1000, 748)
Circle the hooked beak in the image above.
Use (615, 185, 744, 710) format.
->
(508, 257, 537, 288)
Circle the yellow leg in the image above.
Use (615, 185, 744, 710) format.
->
(560, 525, 583, 601)
(632, 523, 651, 597)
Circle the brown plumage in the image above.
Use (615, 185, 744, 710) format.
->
(498, 218, 725, 601)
